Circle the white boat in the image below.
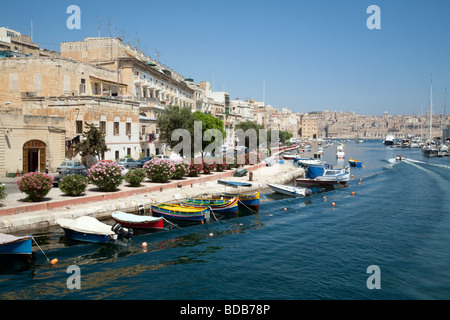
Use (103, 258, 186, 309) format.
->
(395, 155, 404, 161)
(56, 216, 133, 243)
(384, 134, 395, 146)
(294, 158, 324, 166)
(336, 144, 345, 159)
(267, 183, 312, 196)
(315, 166, 350, 182)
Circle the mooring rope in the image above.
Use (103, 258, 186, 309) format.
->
(161, 217, 182, 229)
(32, 236, 51, 263)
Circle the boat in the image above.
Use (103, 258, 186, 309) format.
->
(296, 164, 350, 187)
(282, 153, 300, 160)
(215, 180, 260, 210)
(180, 196, 238, 214)
(294, 158, 324, 166)
(395, 155, 404, 161)
(151, 204, 210, 222)
(212, 191, 260, 210)
(383, 134, 395, 146)
(0, 233, 33, 257)
(56, 216, 133, 243)
(348, 159, 362, 167)
(111, 211, 164, 230)
(336, 144, 345, 159)
(267, 183, 312, 197)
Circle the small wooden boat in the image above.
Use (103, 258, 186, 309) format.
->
(180, 196, 238, 214)
(56, 216, 133, 243)
(267, 183, 312, 197)
(151, 204, 210, 222)
(213, 191, 260, 210)
(0, 233, 33, 257)
(348, 159, 362, 167)
(111, 211, 164, 230)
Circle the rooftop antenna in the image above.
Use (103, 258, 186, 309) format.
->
(155, 48, 160, 61)
(263, 80, 265, 106)
(30, 19, 33, 42)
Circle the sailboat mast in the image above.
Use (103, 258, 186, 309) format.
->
(429, 75, 433, 142)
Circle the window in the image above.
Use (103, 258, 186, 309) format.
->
(80, 79, 86, 94)
(100, 121, 106, 134)
(127, 148, 131, 156)
(76, 120, 83, 134)
(114, 122, 119, 135)
(126, 123, 131, 135)
(115, 151, 120, 160)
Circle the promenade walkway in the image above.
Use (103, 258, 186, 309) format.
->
(0, 147, 305, 232)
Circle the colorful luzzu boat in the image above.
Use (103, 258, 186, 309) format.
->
(180, 196, 238, 214)
(151, 204, 210, 222)
(215, 180, 260, 210)
(348, 159, 362, 167)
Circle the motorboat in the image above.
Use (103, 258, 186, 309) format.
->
(315, 166, 350, 182)
(56, 216, 133, 243)
(395, 155, 404, 161)
(267, 183, 312, 197)
(296, 164, 350, 187)
(294, 158, 324, 166)
(383, 134, 395, 146)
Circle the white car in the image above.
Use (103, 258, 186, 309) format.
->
(118, 165, 129, 177)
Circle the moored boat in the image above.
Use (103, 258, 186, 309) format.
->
(0, 233, 33, 257)
(294, 158, 324, 166)
(151, 204, 210, 222)
(267, 183, 312, 197)
(180, 196, 238, 214)
(348, 159, 362, 167)
(295, 164, 350, 187)
(56, 216, 133, 243)
(111, 211, 164, 230)
(212, 191, 260, 210)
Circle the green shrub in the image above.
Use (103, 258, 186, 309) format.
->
(17, 172, 53, 202)
(124, 168, 146, 187)
(143, 159, 175, 183)
(0, 183, 6, 202)
(59, 174, 88, 196)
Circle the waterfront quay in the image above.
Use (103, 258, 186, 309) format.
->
(0, 149, 306, 233)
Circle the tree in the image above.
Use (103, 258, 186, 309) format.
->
(74, 122, 109, 164)
(235, 121, 265, 150)
(192, 111, 225, 153)
(156, 105, 195, 153)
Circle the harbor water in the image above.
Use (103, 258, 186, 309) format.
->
(1, 141, 449, 300)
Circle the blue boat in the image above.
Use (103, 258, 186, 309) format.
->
(56, 216, 133, 243)
(348, 159, 362, 167)
(215, 180, 260, 210)
(0, 233, 33, 256)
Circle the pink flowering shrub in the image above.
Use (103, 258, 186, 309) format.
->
(187, 160, 203, 177)
(17, 172, 53, 202)
(143, 158, 175, 183)
(172, 160, 189, 179)
(225, 156, 236, 169)
(88, 161, 123, 191)
(202, 158, 216, 174)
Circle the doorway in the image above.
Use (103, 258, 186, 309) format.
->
(23, 140, 46, 173)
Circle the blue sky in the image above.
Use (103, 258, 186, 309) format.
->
(1, 0, 449, 116)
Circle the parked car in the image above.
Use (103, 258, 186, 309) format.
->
(53, 168, 88, 187)
(155, 154, 169, 159)
(118, 165, 129, 177)
(56, 161, 85, 174)
(136, 156, 152, 167)
(114, 158, 139, 169)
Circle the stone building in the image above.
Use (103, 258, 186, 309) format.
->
(0, 55, 141, 173)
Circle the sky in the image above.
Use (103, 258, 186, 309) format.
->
(1, 0, 449, 116)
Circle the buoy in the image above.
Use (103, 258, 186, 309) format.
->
(351, 192, 355, 195)
(209, 233, 214, 237)
(142, 242, 148, 248)
(283, 208, 287, 211)
(50, 258, 58, 265)
(331, 202, 336, 207)
(358, 182, 361, 185)
(359, 178, 362, 181)
(377, 172, 379, 175)
(363, 165, 365, 168)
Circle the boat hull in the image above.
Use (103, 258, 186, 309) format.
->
(0, 236, 32, 256)
(348, 159, 362, 167)
(296, 178, 345, 187)
(213, 191, 260, 210)
(151, 204, 210, 222)
(111, 212, 164, 230)
(267, 184, 311, 197)
(61, 228, 115, 243)
(180, 197, 238, 214)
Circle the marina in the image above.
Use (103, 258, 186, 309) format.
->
(0, 140, 449, 300)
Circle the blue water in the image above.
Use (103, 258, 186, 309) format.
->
(1, 141, 449, 300)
